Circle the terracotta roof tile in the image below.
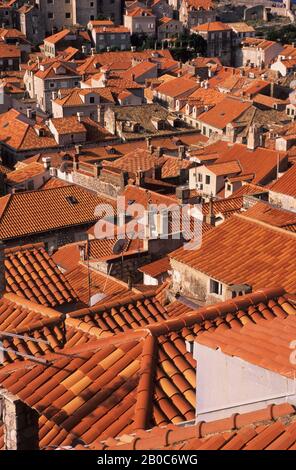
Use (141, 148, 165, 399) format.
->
(194, 21, 231, 32)
(269, 164, 296, 197)
(244, 202, 296, 232)
(0, 287, 295, 448)
(196, 315, 296, 378)
(0, 185, 116, 240)
(6, 162, 45, 185)
(198, 97, 252, 129)
(170, 214, 296, 292)
(4, 243, 78, 307)
(95, 402, 296, 450)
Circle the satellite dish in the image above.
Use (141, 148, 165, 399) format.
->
(112, 238, 129, 255)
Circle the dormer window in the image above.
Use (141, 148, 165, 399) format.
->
(210, 279, 222, 295)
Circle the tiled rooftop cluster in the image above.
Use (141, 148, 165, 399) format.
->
(0, 0, 295, 453)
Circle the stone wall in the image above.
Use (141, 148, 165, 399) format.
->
(1, 390, 39, 450)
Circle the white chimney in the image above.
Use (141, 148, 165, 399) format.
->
(42, 156, 51, 170)
(77, 112, 84, 122)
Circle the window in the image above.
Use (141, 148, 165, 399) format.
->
(89, 96, 95, 104)
(48, 12, 54, 19)
(210, 279, 222, 295)
(198, 173, 202, 182)
(205, 175, 211, 185)
(227, 183, 232, 191)
(65, 12, 71, 18)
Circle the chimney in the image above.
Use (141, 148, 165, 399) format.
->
(149, 144, 155, 154)
(0, 240, 5, 297)
(270, 82, 275, 98)
(247, 124, 260, 150)
(93, 162, 100, 178)
(81, 45, 87, 54)
(1, 390, 39, 450)
(131, 46, 136, 52)
(178, 145, 186, 160)
(75, 144, 82, 156)
(77, 112, 84, 122)
(26, 108, 33, 119)
(155, 146, 163, 158)
(205, 195, 216, 226)
(91, 47, 96, 56)
(42, 156, 51, 170)
(52, 91, 58, 100)
(78, 243, 87, 261)
(146, 136, 152, 149)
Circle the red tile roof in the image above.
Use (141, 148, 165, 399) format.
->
(197, 314, 296, 378)
(96, 402, 296, 450)
(194, 21, 231, 32)
(4, 243, 78, 307)
(155, 77, 198, 99)
(185, 0, 213, 10)
(127, 7, 154, 16)
(0, 293, 96, 365)
(170, 214, 296, 292)
(198, 97, 252, 129)
(6, 162, 45, 185)
(202, 196, 244, 218)
(244, 202, 296, 232)
(65, 264, 131, 306)
(0, 287, 295, 448)
(216, 143, 287, 185)
(0, 109, 57, 152)
(205, 160, 242, 176)
(269, 164, 296, 197)
(44, 29, 71, 45)
(138, 257, 170, 278)
(0, 185, 116, 241)
(0, 43, 20, 58)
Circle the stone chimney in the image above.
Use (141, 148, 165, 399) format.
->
(247, 124, 260, 150)
(146, 136, 152, 149)
(1, 390, 39, 450)
(93, 162, 100, 178)
(178, 145, 186, 160)
(0, 240, 5, 297)
(155, 146, 163, 158)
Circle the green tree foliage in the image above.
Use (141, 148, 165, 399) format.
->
(266, 24, 296, 43)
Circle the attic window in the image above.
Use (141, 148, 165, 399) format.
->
(128, 199, 135, 205)
(66, 195, 79, 205)
(210, 279, 223, 296)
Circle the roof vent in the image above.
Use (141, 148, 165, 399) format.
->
(66, 195, 79, 205)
